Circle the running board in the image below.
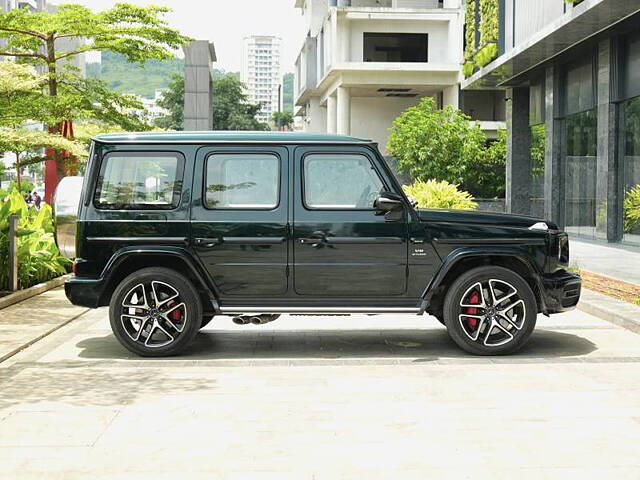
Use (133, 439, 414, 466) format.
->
(219, 306, 422, 315)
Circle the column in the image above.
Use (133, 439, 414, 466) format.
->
(183, 40, 216, 131)
(336, 86, 350, 136)
(327, 94, 337, 134)
(544, 66, 563, 226)
(505, 87, 532, 215)
(596, 38, 621, 242)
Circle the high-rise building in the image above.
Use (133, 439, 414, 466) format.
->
(241, 35, 282, 125)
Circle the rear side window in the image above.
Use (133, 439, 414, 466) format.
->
(205, 153, 280, 209)
(303, 153, 385, 209)
(94, 152, 185, 210)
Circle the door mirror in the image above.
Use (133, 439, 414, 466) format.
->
(374, 192, 404, 212)
(374, 192, 404, 221)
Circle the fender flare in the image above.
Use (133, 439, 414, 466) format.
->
(419, 246, 545, 313)
(99, 246, 220, 311)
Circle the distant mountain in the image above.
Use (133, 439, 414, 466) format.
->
(87, 51, 184, 98)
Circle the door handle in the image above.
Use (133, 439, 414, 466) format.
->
(410, 238, 425, 244)
(194, 238, 220, 248)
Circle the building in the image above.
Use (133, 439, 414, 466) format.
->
(241, 35, 283, 124)
(293, 0, 505, 155)
(462, 0, 640, 246)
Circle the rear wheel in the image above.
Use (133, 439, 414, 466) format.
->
(443, 266, 537, 355)
(109, 267, 202, 357)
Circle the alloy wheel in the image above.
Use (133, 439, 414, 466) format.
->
(120, 281, 188, 348)
(458, 279, 526, 347)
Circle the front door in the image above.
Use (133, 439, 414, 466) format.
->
(191, 146, 289, 298)
(293, 146, 408, 297)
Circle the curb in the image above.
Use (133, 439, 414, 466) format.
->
(578, 289, 640, 335)
(0, 274, 71, 311)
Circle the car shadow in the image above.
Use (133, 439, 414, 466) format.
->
(75, 327, 598, 361)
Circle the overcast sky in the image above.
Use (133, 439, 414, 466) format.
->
(62, 0, 307, 73)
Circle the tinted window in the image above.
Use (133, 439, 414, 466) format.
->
(303, 154, 385, 209)
(95, 153, 184, 210)
(205, 153, 279, 209)
(363, 33, 428, 63)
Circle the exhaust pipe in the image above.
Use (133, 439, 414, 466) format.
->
(233, 314, 280, 326)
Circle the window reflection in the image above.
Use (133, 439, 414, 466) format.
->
(623, 96, 640, 245)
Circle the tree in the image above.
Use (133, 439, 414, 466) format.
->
(272, 111, 294, 131)
(0, 128, 86, 189)
(0, 3, 192, 178)
(155, 74, 184, 130)
(155, 73, 269, 131)
(387, 97, 501, 198)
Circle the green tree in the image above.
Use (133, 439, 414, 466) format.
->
(0, 128, 86, 189)
(272, 111, 294, 131)
(387, 97, 493, 196)
(0, 3, 191, 176)
(155, 73, 269, 131)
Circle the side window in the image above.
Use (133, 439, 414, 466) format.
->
(94, 152, 184, 210)
(303, 153, 385, 209)
(205, 153, 280, 209)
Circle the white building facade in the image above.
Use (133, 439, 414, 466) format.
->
(293, 0, 504, 154)
(241, 35, 282, 125)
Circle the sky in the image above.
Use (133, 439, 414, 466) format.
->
(63, 0, 307, 73)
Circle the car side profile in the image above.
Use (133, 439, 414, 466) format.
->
(55, 131, 581, 357)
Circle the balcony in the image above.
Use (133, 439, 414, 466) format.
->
(330, 0, 443, 8)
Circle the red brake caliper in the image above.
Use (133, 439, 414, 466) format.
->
(465, 290, 480, 331)
(167, 301, 183, 324)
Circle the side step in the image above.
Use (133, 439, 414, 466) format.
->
(220, 306, 421, 315)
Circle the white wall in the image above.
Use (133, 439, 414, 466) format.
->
(350, 95, 425, 154)
(302, 97, 328, 134)
(348, 19, 452, 63)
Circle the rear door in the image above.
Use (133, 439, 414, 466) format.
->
(191, 146, 289, 297)
(293, 146, 408, 297)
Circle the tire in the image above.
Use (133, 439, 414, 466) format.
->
(200, 315, 214, 329)
(109, 267, 202, 357)
(443, 266, 537, 355)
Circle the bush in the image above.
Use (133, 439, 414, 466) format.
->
(0, 190, 70, 290)
(624, 185, 640, 233)
(403, 180, 477, 211)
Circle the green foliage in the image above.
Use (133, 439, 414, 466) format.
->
(531, 124, 546, 179)
(403, 180, 477, 211)
(624, 185, 640, 233)
(475, 130, 506, 198)
(464, 0, 476, 62)
(272, 112, 294, 131)
(462, 61, 475, 77)
(479, 0, 499, 46)
(475, 42, 498, 68)
(90, 51, 185, 98)
(0, 190, 70, 290)
(387, 97, 498, 197)
(155, 74, 184, 131)
(155, 73, 268, 131)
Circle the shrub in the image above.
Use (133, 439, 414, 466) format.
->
(403, 180, 477, 211)
(462, 61, 475, 77)
(0, 190, 70, 290)
(475, 42, 498, 68)
(624, 185, 640, 233)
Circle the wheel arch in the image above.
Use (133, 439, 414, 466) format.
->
(422, 247, 545, 318)
(98, 247, 219, 314)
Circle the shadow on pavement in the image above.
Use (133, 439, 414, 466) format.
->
(75, 328, 598, 361)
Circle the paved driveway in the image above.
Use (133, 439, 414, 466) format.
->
(1, 308, 640, 479)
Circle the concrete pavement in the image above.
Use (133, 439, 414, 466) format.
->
(571, 238, 640, 284)
(1, 304, 640, 479)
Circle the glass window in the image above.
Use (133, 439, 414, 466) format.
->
(564, 109, 597, 238)
(623, 96, 640, 245)
(363, 33, 428, 63)
(95, 153, 184, 210)
(303, 154, 385, 209)
(530, 124, 546, 218)
(205, 153, 279, 209)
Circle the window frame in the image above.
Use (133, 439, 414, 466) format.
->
(93, 151, 186, 211)
(203, 151, 282, 211)
(301, 151, 389, 211)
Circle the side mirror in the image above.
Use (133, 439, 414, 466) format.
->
(374, 192, 404, 212)
(374, 192, 405, 221)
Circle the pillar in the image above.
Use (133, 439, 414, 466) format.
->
(505, 87, 532, 215)
(337, 86, 350, 135)
(596, 38, 621, 242)
(183, 40, 216, 131)
(327, 95, 337, 134)
(544, 66, 563, 226)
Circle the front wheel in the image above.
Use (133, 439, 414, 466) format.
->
(109, 267, 202, 357)
(443, 266, 537, 355)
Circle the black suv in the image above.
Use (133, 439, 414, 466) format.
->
(56, 132, 581, 357)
